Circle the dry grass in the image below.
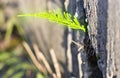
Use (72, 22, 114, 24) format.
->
(22, 42, 46, 73)
(50, 49, 61, 78)
(22, 41, 61, 78)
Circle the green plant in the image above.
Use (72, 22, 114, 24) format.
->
(4, 17, 24, 43)
(0, 50, 47, 78)
(18, 11, 86, 32)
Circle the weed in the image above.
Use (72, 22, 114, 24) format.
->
(18, 10, 86, 32)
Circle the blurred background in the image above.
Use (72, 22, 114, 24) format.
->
(1, 0, 120, 78)
(0, 0, 67, 78)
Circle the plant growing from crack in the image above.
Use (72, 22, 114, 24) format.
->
(18, 10, 86, 32)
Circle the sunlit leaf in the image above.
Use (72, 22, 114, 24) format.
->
(36, 72, 45, 78)
(18, 10, 86, 32)
(0, 52, 11, 61)
(5, 57, 20, 65)
(11, 71, 24, 78)
(0, 63, 4, 70)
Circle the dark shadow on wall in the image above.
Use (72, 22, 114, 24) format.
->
(83, 0, 108, 77)
(97, 0, 108, 78)
(81, 0, 108, 77)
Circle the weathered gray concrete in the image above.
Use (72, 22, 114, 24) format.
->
(85, 0, 120, 78)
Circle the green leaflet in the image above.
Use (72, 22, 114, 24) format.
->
(18, 11, 86, 32)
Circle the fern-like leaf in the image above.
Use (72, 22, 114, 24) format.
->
(18, 11, 86, 32)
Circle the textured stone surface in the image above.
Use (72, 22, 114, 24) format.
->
(85, 0, 120, 78)
(106, 0, 120, 78)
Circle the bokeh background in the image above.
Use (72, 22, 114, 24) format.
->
(0, 0, 67, 78)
